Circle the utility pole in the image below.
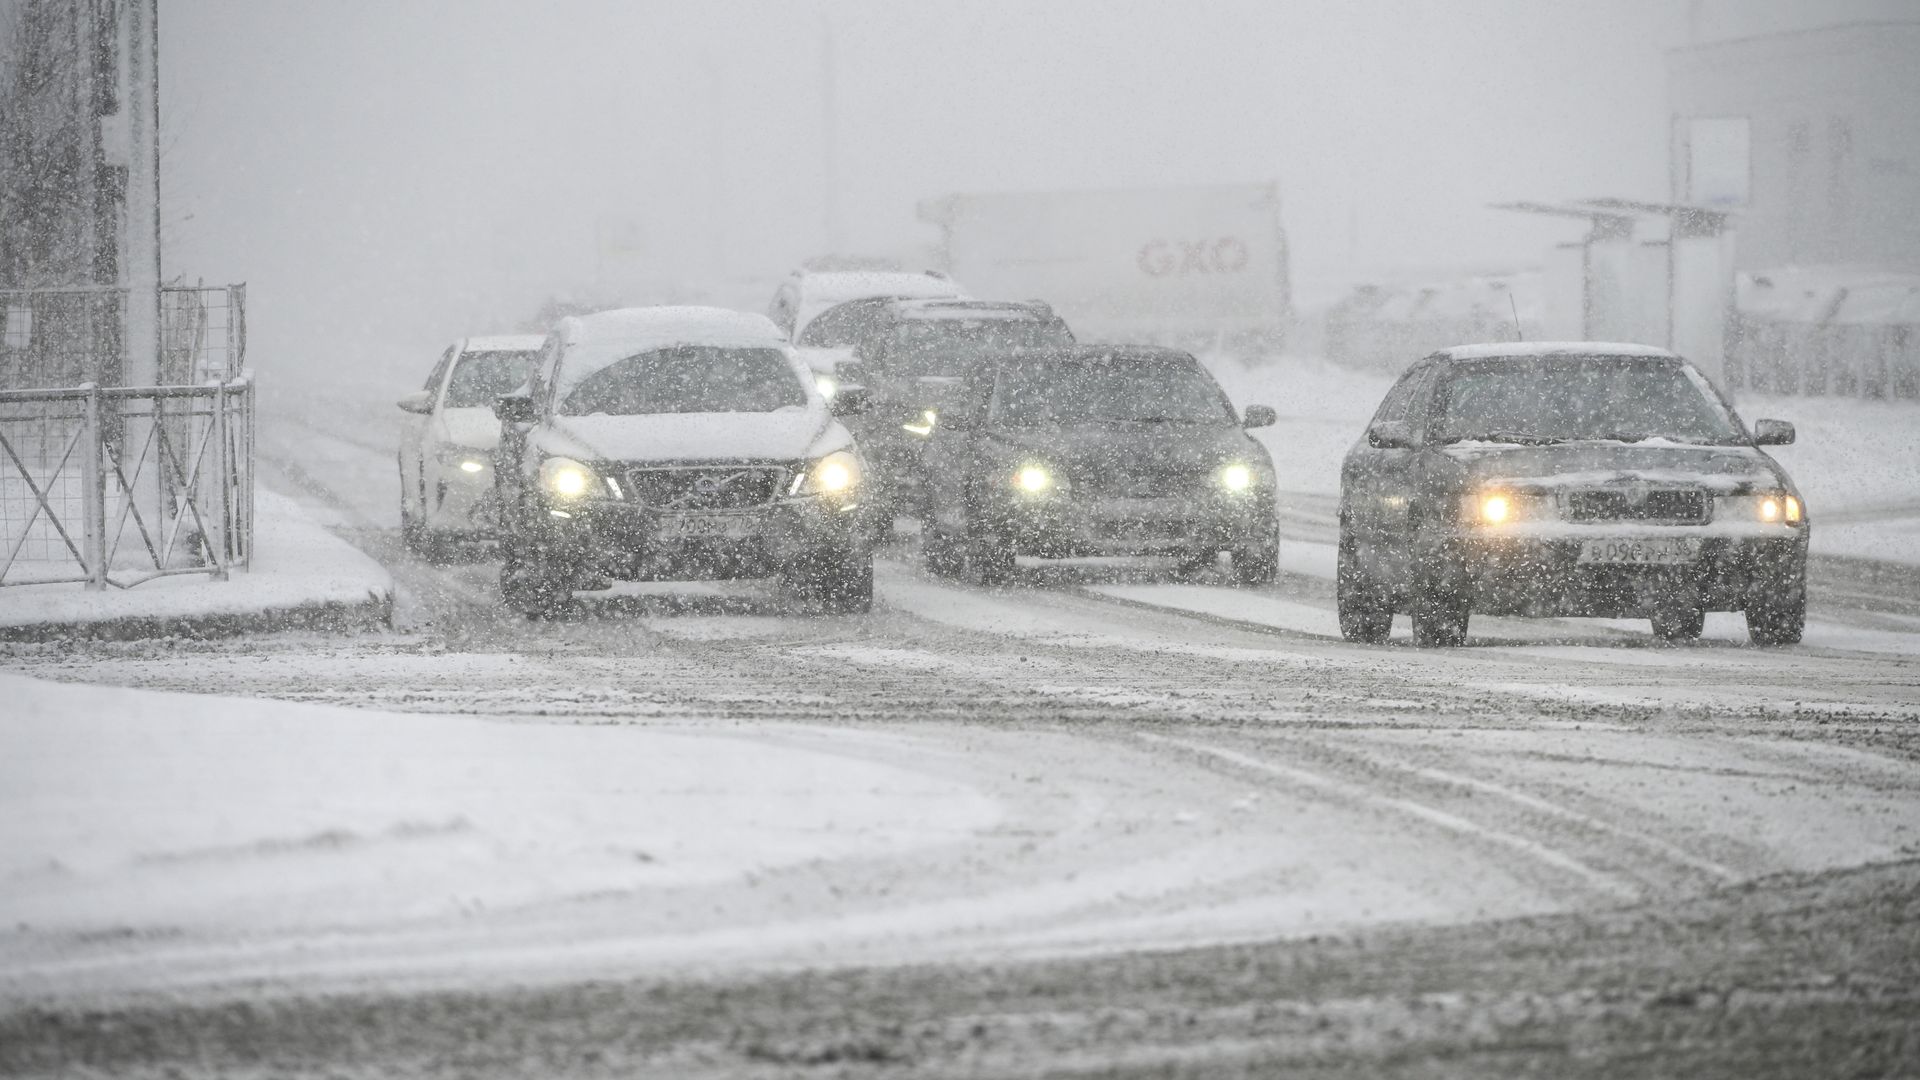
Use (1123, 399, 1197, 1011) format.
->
(122, 0, 161, 386)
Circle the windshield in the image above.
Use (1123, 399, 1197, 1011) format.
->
(893, 316, 1073, 377)
(559, 346, 806, 416)
(991, 358, 1234, 427)
(1430, 356, 1745, 445)
(444, 350, 536, 408)
(796, 298, 893, 348)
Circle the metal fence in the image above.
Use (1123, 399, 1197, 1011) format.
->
(0, 283, 247, 389)
(0, 379, 254, 589)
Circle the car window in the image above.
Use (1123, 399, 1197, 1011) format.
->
(1430, 356, 1745, 445)
(891, 316, 1074, 378)
(558, 346, 807, 416)
(797, 298, 893, 348)
(443, 351, 537, 408)
(423, 347, 455, 392)
(1370, 364, 1428, 425)
(990, 357, 1235, 427)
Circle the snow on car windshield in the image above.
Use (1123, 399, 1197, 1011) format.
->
(559, 346, 806, 415)
(1430, 356, 1745, 445)
(443, 351, 536, 408)
(895, 317, 1073, 377)
(992, 359, 1235, 426)
(796, 298, 892, 348)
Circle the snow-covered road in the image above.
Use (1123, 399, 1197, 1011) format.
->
(3, 380, 1917, 1009)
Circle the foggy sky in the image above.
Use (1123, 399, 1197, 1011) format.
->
(153, 0, 1911, 388)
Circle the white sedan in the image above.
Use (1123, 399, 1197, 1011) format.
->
(396, 335, 543, 557)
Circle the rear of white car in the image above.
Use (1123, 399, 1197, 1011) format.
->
(396, 335, 542, 556)
(766, 268, 967, 397)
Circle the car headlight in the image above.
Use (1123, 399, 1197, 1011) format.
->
(539, 456, 599, 499)
(794, 449, 862, 499)
(1465, 488, 1552, 524)
(436, 446, 489, 473)
(1219, 462, 1254, 492)
(814, 373, 838, 399)
(901, 409, 937, 437)
(1718, 492, 1804, 525)
(1013, 463, 1069, 495)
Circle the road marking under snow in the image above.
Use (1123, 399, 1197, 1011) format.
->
(1138, 732, 1643, 902)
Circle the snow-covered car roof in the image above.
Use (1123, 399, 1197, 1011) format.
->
(890, 298, 1054, 321)
(553, 306, 800, 402)
(797, 270, 960, 306)
(1433, 342, 1680, 362)
(460, 334, 545, 354)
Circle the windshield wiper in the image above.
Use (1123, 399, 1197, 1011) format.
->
(1441, 430, 1564, 446)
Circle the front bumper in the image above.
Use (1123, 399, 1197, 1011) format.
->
(987, 493, 1274, 558)
(1436, 523, 1808, 617)
(425, 469, 500, 537)
(518, 495, 868, 581)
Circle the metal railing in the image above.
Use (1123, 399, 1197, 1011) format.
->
(1, 283, 247, 389)
(0, 378, 254, 589)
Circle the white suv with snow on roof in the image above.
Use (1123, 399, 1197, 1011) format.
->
(491, 307, 874, 617)
(766, 267, 967, 397)
(396, 335, 543, 557)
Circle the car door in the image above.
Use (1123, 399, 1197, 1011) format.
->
(402, 345, 456, 512)
(1344, 361, 1432, 584)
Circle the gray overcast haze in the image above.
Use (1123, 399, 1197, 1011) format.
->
(154, 0, 1909, 386)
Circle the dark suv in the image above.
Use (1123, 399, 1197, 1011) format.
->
(836, 299, 1075, 521)
(919, 346, 1280, 584)
(1337, 343, 1809, 646)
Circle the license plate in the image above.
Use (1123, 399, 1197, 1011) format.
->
(1576, 537, 1702, 565)
(656, 513, 759, 540)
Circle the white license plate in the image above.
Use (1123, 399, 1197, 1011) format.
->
(656, 514, 759, 540)
(1576, 537, 1702, 565)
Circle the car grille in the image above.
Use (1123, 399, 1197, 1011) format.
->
(1564, 487, 1708, 524)
(1073, 467, 1212, 500)
(623, 466, 791, 510)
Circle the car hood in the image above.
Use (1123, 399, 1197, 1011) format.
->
(433, 407, 503, 451)
(985, 423, 1263, 474)
(535, 407, 848, 464)
(1442, 441, 1792, 493)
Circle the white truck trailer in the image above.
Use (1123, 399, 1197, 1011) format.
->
(916, 182, 1291, 350)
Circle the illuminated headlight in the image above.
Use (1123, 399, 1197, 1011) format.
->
(901, 409, 937, 437)
(437, 447, 489, 474)
(796, 449, 862, 498)
(814, 373, 838, 399)
(1219, 463, 1254, 492)
(1014, 464, 1067, 495)
(1718, 492, 1804, 525)
(539, 457, 598, 499)
(1466, 489, 1552, 524)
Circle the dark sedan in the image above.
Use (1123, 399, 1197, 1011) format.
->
(1337, 343, 1809, 646)
(919, 346, 1280, 584)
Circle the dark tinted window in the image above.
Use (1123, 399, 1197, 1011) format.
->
(1430, 356, 1744, 445)
(796, 298, 894, 348)
(1370, 364, 1428, 425)
(991, 357, 1234, 426)
(560, 347, 806, 416)
(443, 351, 536, 408)
(891, 316, 1074, 377)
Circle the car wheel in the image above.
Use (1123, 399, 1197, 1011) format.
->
(1230, 529, 1278, 587)
(1336, 538, 1393, 644)
(818, 552, 874, 614)
(963, 520, 1015, 586)
(1409, 574, 1469, 647)
(1746, 584, 1806, 646)
(923, 525, 963, 578)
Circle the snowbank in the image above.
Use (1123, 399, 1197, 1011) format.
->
(0, 673, 998, 941)
(0, 489, 392, 637)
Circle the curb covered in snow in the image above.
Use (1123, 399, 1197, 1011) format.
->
(0, 489, 393, 642)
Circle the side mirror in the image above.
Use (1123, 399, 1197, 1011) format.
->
(396, 390, 434, 415)
(493, 393, 536, 426)
(1367, 420, 1416, 449)
(1752, 418, 1795, 446)
(830, 386, 871, 418)
(1242, 404, 1277, 429)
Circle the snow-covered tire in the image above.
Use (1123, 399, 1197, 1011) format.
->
(1746, 587, 1805, 646)
(1230, 530, 1278, 587)
(1337, 539, 1393, 644)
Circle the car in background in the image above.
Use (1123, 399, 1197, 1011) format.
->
(838, 298, 1076, 522)
(491, 307, 873, 617)
(1336, 343, 1809, 647)
(919, 345, 1279, 584)
(766, 266, 967, 396)
(395, 335, 543, 557)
